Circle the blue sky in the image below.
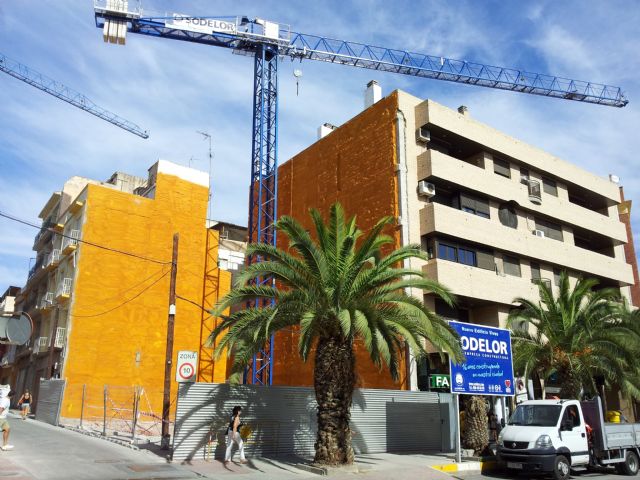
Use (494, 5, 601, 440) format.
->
(1, 1, 639, 289)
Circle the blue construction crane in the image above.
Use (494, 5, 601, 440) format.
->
(0, 52, 149, 139)
(93, 2, 628, 386)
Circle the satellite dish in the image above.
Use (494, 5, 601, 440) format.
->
(0, 313, 33, 345)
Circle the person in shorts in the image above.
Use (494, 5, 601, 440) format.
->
(18, 390, 31, 420)
(0, 390, 14, 451)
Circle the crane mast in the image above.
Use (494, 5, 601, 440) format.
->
(0, 53, 149, 139)
(93, 1, 628, 386)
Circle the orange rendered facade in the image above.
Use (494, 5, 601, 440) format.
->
(275, 92, 408, 389)
(59, 165, 230, 419)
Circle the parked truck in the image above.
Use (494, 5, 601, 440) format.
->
(497, 398, 640, 480)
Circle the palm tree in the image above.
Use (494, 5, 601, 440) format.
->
(508, 272, 640, 400)
(208, 203, 464, 465)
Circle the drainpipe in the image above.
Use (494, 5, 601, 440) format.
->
(395, 108, 418, 391)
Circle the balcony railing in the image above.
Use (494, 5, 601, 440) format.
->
(33, 336, 48, 354)
(46, 249, 61, 269)
(56, 278, 72, 299)
(62, 229, 80, 254)
(40, 292, 54, 310)
(54, 327, 66, 348)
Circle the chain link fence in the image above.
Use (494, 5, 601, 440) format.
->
(61, 383, 173, 443)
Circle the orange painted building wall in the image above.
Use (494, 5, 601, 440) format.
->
(275, 92, 408, 389)
(60, 171, 228, 419)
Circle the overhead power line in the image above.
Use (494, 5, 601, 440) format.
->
(0, 210, 171, 265)
(70, 270, 169, 318)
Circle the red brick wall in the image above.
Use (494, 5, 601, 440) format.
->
(275, 92, 408, 389)
(619, 187, 640, 306)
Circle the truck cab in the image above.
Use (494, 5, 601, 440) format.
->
(498, 400, 588, 479)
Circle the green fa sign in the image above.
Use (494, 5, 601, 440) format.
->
(429, 374, 450, 390)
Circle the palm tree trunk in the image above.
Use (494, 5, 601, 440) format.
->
(557, 369, 582, 399)
(313, 335, 355, 465)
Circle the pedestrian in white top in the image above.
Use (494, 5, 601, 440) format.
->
(224, 405, 247, 464)
(0, 390, 15, 451)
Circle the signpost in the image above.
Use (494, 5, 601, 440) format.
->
(176, 350, 198, 383)
(448, 321, 515, 463)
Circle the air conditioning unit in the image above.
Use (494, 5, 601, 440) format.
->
(417, 180, 436, 198)
(532, 229, 545, 238)
(416, 126, 431, 144)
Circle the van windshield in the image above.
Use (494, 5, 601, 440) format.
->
(508, 404, 562, 427)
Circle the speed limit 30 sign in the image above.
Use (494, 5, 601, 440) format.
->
(176, 350, 198, 383)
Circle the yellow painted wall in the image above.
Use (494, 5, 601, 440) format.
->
(61, 171, 228, 419)
(275, 92, 408, 389)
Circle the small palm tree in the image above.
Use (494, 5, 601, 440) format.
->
(208, 203, 464, 465)
(508, 272, 640, 399)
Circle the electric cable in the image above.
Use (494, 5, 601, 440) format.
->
(0, 210, 171, 265)
(72, 265, 169, 311)
(70, 271, 169, 318)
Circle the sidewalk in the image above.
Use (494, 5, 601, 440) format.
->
(1, 411, 464, 479)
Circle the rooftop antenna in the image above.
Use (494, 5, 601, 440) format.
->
(197, 130, 213, 221)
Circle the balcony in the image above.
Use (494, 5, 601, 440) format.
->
(54, 327, 66, 348)
(40, 292, 54, 311)
(32, 220, 54, 250)
(55, 278, 72, 301)
(27, 258, 46, 284)
(420, 202, 634, 284)
(424, 259, 540, 306)
(45, 249, 61, 270)
(61, 230, 80, 255)
(417, 149, 627, 243)
(33, 336, 48, 354)
(69, 199, 84, 214)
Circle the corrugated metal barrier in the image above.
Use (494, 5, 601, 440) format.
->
(172, 383, 454, 461)
(36, 378, 66, 426)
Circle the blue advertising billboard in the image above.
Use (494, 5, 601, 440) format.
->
(449, 321, 514, 396)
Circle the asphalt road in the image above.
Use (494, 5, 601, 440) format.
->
(455, 466, 630, 480)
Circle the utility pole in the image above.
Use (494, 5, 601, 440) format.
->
(46, 306, 60, 379)
(161, 233, 179, 449)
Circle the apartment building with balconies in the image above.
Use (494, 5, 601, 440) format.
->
(10, 160, 234, 419)
(274, 86, 638, 393)
(0, 286, 20, 384)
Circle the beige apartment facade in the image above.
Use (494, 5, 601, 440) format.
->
(275, 85, 637, 398)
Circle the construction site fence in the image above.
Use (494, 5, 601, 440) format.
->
(60, 383, 172, 441)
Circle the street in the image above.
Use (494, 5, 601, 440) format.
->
(455, 466, 627, 480)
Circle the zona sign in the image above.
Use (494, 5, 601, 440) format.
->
(176, 350, 198, 383)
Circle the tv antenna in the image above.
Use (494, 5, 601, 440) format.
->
(197, 130, 213, 221)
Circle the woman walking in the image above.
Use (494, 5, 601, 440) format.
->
(17, 390, 31, 420)
(224, 406, 247, 465)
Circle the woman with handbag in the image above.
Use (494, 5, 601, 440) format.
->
(224, 406, 247, 465)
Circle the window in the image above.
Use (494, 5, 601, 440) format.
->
(476, 249, 496, 271)
(503, 255, 521, 277)
(438, 243, 457, 261)
(498, 203, 518, 229)
(530, 262, 541, 282)
(493, 157, 511, 178)
(458, 248, 477, 266)
(520, 167, 530, 185)
(459, 193, 490, 219)
(543, 177, 558, 196)
(553, 268, 561, 286)
(535, 219, 564, 241)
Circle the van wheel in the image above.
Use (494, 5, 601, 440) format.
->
(553, 455, 571, 480)
(621, 451, 639, 476)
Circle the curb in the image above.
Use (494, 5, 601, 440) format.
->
(431, 460, 498, 473)
(294, 462, 373, 477)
